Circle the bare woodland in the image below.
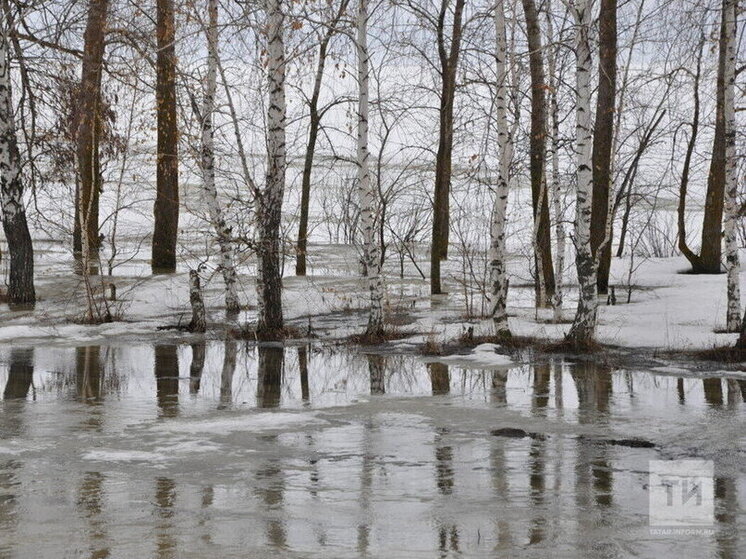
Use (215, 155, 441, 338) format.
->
(0, 0, 743, 352)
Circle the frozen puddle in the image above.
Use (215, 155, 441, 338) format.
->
(0, 341, 744, 557)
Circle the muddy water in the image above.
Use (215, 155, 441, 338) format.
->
(0, 342, 743, 558)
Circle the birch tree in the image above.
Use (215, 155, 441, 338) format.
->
(566, 0, 597, 345)
(722, 0, 740, 331)
(256, 0, 287, 337)
(200, 0, 240, 313)
(0, 13, 34, 308)
(357, 0, 384, 336)
(488, 0, 512, 337)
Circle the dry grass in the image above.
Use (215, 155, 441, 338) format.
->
(348, 329, 420, 345)
(691, 345, 746, 363)
(232, 324, 306, 342)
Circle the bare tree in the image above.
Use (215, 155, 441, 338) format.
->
(256, 0, 287, 337)
(566, 0, 597, 345)
(75, 0, 109, 267)
(488, 0, 512, 337)
(357, 0, 384, 336)
(521, 0, 554, 307)
(152, 0, 179, 273)
(199, 0, 240, 313)
(0, 11, 34, 307)
(722, 0, 740, 331)
(430, 0, 466, 295)
(590, 0, 616, 295)
(689, 0, 729, 274)
(295, 0, 350, 276)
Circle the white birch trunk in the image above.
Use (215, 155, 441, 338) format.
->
(722, 0, 741, 332)
(546, 0, 564, 323)
(567, 0, 598, 344)
(202, 0, 240, 313)
(256, 0, 286, 334)
(357, 0, 384, 336)
(488, 0, 513, 337)
(0, 20, 35, 307)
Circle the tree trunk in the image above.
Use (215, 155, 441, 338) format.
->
(75, 0, 108, 266)
(698, 1, 728, 274)
(430, 0, 466, 295)
(188, 269, 206, 333)
(546, 0, 564, 322)
(256, 0, 286, 337)
(357, 0, 384, 336)
(590, 0, 616, 295)
(737, 307, 746, 349)
(201, 0, 239, 313)
(566, 0, 597, 345)
(521, 0, 554, 307)
(0, 21, 34, 308)
(152, 0, 179, 273)
(722, 0, 740, 331)
(489, 0, 512, 338)
(296, 1, 347, 276)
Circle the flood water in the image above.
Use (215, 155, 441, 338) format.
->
(0, 342, 744, 558)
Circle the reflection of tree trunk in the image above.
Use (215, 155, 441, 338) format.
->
(528, 437, 545, 544)
(154, 345, 179, 416)
(3, 348, 33, 400)
(154, 477, 177, 559)
(428, 362, 449, 395)
(189, 342, 206, 394)
(677, 378, 685, 405)
(297, 345, 310, 403)
(491, 370, 508, 405)
(152, 0, 179, 273)
(76, 346, 102, 401)
(367, 354, 385, 395)
(570, 360, 613, 551)
(256, 461, 287, 550)
(434, 426, 459, 553)
(77, 471, 109, 558)
(703, 378, 723, 406)
(715, 476, 738, 558)
(533, 363, 550, 410)
(220, 339, 237, 408)
(257, 346, 283, 408)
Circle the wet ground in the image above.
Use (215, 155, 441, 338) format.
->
(0, 342, 744, 558)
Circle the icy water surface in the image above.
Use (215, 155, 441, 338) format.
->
(0, 342, 744, 558)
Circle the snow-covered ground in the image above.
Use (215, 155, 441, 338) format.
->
(0, 238, 742, 355)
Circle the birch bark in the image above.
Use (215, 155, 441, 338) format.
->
(0, 18, 35, 307)
(357, 0, 384, 336)
(256, 0, 287, 336)
(566, 0, 598, 344)
(201, 0, 240, 313)
(488, 0, 512, 337)
(722, 0, 740, 331)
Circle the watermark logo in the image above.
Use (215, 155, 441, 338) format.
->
(649, 460, 714, 534)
